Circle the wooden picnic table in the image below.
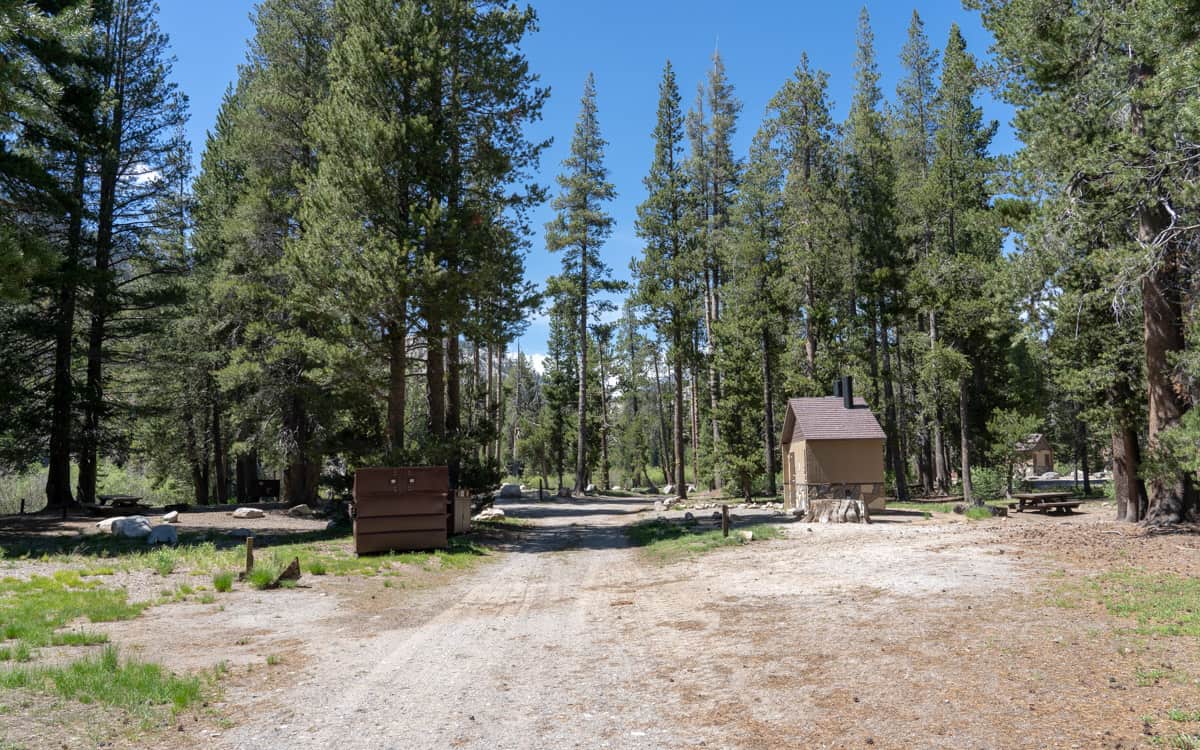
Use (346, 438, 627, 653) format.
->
(1009, 491, 1079, 514)
(97, 494, 142, 506)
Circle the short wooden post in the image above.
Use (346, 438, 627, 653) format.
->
(538, 478, 544, 502)
(721, 504, 730, 538)
(245, 536, 255, 575)
(19, 499, 25, 516)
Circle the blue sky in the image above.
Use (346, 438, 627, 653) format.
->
(158, 1, 1016, 362)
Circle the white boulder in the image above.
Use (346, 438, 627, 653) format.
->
(472, 507, 506, 521)
(96, 516, 127, 534)
(663, 484, 675, 495)
(232, 507, 266, 519)
(146, 525, 178, 546)
(287, 504, 312, 518)
(113, 516, 153, 539)
(498, 484, 523, 499)
(738, 530, 755, 543)
(161, 510, 180, 523)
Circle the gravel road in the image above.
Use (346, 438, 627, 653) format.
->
(207, 496, 1168, 750)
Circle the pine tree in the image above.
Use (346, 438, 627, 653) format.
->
(545, 73, 619, 494)
(921, 24, 1001, 505)
(687, 51, 741, 491)
(766, 54, 846, 396)
(892, 11, 942, 493)
(75, 0, 190, 504)
(977, 0, 1200, 523)
(635, 61, 696, 502)
(844, 8, 908, 500)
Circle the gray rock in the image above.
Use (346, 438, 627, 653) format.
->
(96, 516, 127, 534)
(557, 487, 572, 498)
(738, 530, 755, 543)
(498, 483, 523, 499)
(287, 504, 312, 518)
(663, 484, 675, 495)
(585, 484, 597, 494)
(232, 507, 266, 519)
(146, 525, 178, 546)
(113, 516, 153, 539)
(472, 507, 506, 522)
(162, 510, 180, 523)
(683, 512, 695, 522)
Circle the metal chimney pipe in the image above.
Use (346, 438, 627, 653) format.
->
(833, 379, 843, 398)
(842, 375, 854, 409)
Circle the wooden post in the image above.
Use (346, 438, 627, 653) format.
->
(19, 499, 24, 516)
(245, 536, 255, 575)
(721, 504, 730, 538)
(538, 478, 544, 502)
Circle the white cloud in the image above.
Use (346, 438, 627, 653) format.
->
(127, 163, 162, 186)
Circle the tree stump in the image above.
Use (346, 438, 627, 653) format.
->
(801, 498, 871, 524)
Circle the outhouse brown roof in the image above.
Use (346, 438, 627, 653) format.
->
(781, 397, 886, 443)
(1015, 433, 1048, 452)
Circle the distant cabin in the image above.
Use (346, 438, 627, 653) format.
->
(1016, 433, 1054, 476)
(781, 378, 887, 512)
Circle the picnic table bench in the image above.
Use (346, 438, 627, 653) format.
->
(1009, 492, 1080, 515)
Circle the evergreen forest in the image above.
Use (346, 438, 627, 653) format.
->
(2, 0, 1198, 526)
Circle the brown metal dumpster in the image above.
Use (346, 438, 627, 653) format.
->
(352, 467, 449, 554)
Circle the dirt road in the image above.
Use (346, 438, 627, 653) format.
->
(205, 496, 1185, 750)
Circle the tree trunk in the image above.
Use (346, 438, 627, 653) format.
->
(761, 325, 778, 498)
(386, 316, 407, 456)
(1077, 416, 1091, 495)
(672, 335, 687, 501)
(186, 414, 207, 506)
(804, 267, 817, 379)
(598, 337, 611, 490)
(652, 341, 672, 483)
(880, 309, 907, 501)
(446, 331, 462, 488)
(689, 364, 700, 487)
(282, 395, 318, 506)
(705, 269, 722, 491)
(959, 373, 975, 505)
(1131, 74, 1195, 523)
(1112, 418, 1147, 523)
(575, 254, 589, 494)
(235, 450, 258, 504)
(212, 396, 228, 504)
(1141, 231, 1194, 523)
(426, 317, 446, 444)
(930, 311, 948, 492)
(45, 153, 85, 510)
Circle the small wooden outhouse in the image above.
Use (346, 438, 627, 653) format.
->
(781, 377, 887, 512)
(1015, 433, 1054, 476)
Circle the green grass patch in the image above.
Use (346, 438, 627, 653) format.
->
(246, 567, 277, 591)
(964, 506, 995, 520)
(212, 571, 234, 593)
(627, 520, 783, 562)
(1083, 569, 1200, 638)
(307, 559, 326, 576)
(0, 645, 203, 719)
(0, 574, 147, 655)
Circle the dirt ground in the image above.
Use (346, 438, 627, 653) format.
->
(3, 496, 1200, 749)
